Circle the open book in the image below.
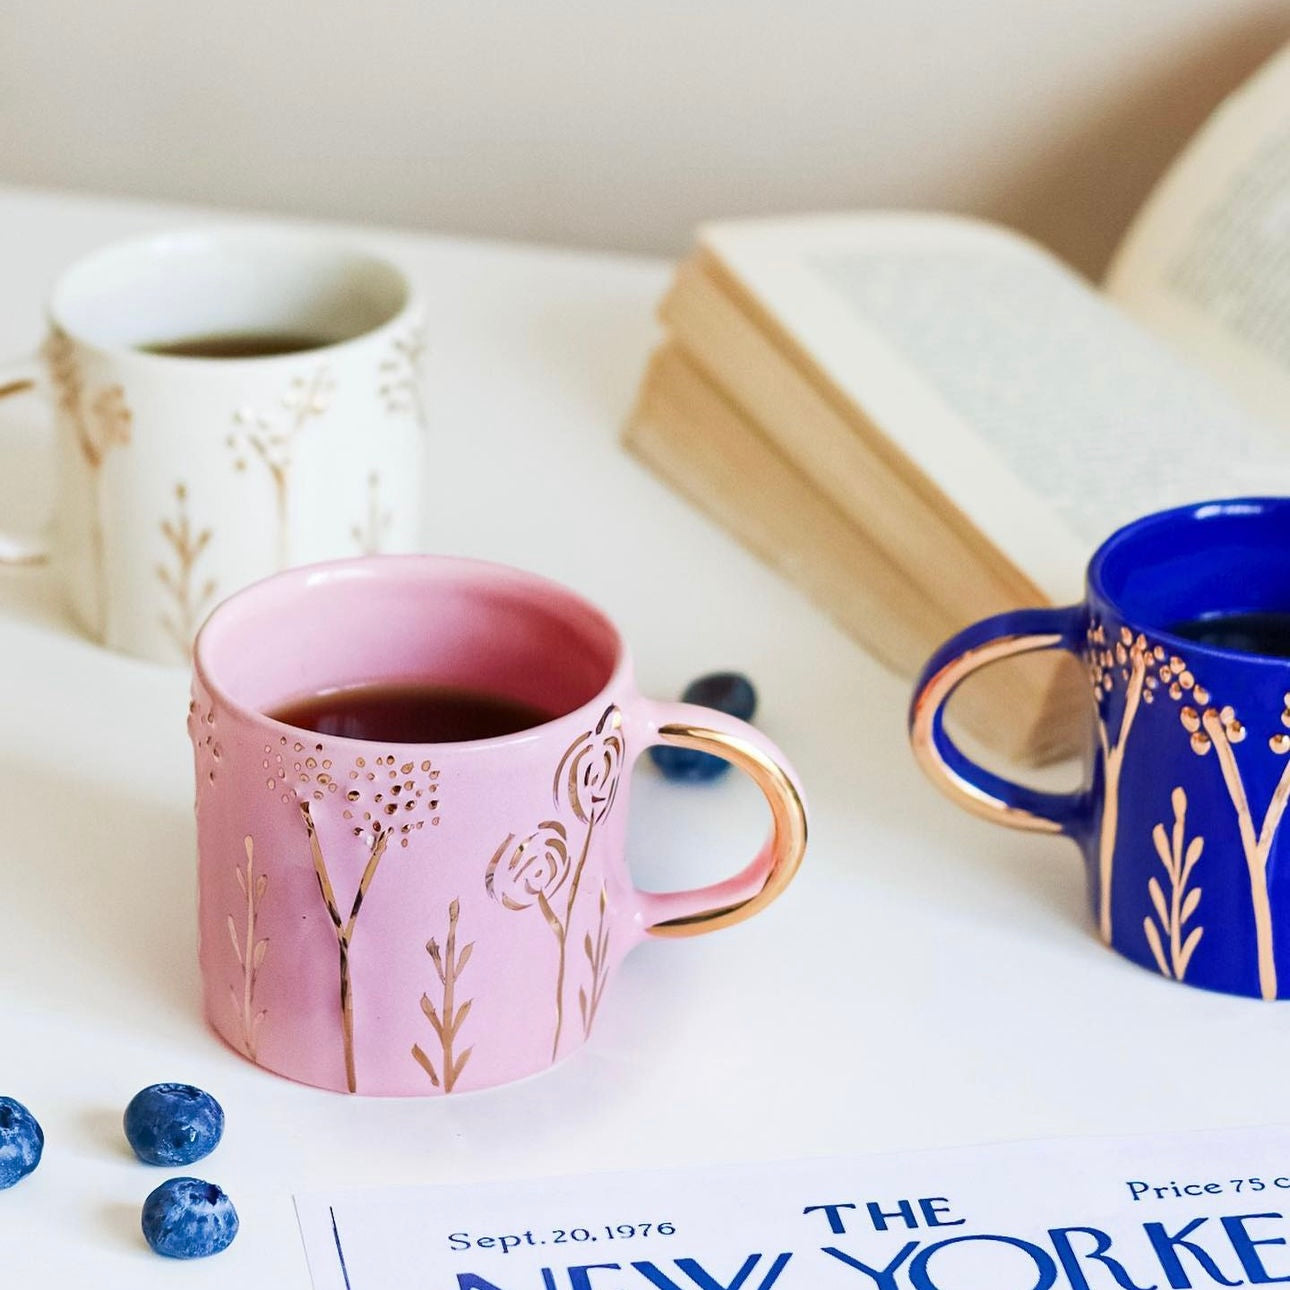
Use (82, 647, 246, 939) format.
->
(626, 42, 1290, 763)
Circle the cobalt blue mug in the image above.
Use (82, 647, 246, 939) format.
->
(910, 498, 1290, 1001)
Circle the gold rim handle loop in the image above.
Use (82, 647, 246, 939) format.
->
(909, 605, 1090, 836)
(639, 701, 807, 938)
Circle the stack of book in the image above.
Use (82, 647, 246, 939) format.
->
(625, 43, 1290, 763)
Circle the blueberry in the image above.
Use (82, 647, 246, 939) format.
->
(0, 1097, 43, 1189)
(651, 671, 759, 783)
(141, 1177, 239, 1259)
(682, 672, 757, 721)
(124, 1084, 224, 1166)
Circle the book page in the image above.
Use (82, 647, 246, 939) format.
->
(1106, 42, 1290, 425)
(703, 213, 1285, 603)
(627, 344, 1085, 762)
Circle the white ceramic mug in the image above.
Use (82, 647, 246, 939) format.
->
(0, 228, 428, 662)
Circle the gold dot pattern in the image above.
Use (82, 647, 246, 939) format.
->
(187, 697, 222, 785)
(263, 741, 441, 848)
(1086, 622, 1194, 720)
(1084, 620, 1290, 767)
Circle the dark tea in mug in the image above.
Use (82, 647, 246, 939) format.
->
(1168, 611, 1290, 660)
(139, 331, 334, 359)
(268, 682, 555, 743)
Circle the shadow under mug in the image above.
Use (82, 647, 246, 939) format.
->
(191, 555, 808, 1095)
(911, 498, 1290, 1002)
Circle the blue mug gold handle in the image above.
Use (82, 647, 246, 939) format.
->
(910, 498, 1290, 1001)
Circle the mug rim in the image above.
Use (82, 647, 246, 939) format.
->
(1087, 495, 1290, 668)
(192, 554, 632, 751)
(47, 225, 419, 366)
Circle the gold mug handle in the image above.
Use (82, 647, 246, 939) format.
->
(908, 606, 1090, 835)
(636, 700, 808, 937)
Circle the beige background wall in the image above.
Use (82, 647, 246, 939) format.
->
(2, 0, 1287, 276)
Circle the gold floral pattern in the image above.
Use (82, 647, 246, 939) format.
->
(579, 885, 611, 1039)
(266, 740, 441, 1092)
(1091, 616, 1290, 1001)
(187, 698, 221, 786)
(1087, 624, 1191, 942)
(378, 323, 427, 429)
(1144, 788, 1203, 983)
(229, 366, 333, 569)
(485, 821, 571, 912)
(1179, 692, 1290, 1000)
(44, 332, 132, 642)
(411, 899, 474, 1092)
(157, 482, 217, 659)
(486, 705, 625, 1060)
(555, 709, 626, 826)
(227, 835, 269, 1060)
(351, 471, 392, 555)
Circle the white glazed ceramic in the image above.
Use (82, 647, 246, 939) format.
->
(0, 228, 427, 662)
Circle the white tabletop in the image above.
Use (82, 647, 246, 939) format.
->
(0, 185, 1283, 1284)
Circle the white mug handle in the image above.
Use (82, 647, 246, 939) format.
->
(0, 357, 49, 566)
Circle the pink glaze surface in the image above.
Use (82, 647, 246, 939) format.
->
(190, 556, 803, 1095)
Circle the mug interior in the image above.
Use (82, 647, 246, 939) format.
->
(50, 228, 409, 353)
(194, 557, 621, 739)
(1090, 499, 1290, 641)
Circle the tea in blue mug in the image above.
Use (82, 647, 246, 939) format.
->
(910, 498, 1290, 1000)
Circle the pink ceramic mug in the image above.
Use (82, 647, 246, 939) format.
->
(190, 556, 807, 1095)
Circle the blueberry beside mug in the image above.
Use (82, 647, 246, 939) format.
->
(0, 228, 428, 663)
(911, 498, 1290, 1001)
(190, 555, 808, 1095)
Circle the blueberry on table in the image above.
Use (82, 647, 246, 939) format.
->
(681, 671, 757, 721)
(124, 1084, 224, 1166)
(650, 671, 759, 783)
(141, 1177, 239, 1259)
(0, 1097, 43, 1189)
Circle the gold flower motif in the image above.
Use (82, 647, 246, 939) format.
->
(486, 822, 571, 911)
(554, 706, 625, 825)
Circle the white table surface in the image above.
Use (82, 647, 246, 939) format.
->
(0, 185, 1284, 1284)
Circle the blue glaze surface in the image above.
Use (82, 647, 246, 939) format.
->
(911, 498, 1290, 1000)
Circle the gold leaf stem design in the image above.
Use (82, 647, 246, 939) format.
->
(157, 482, 217, 658)
(1196, 707, 1290, 1000)
(411, 899, 475, 1092)
(1088, 627, 1196, 944)
(378, 325, 428, 429)
(579, 886, 611, 1038)
(230, 367, 332, 570)
(351, 471, 392, 555)
(485, 705, 625, 1063)
(487, 822, 575, 1061)
(300, 802, 392, 1093)
(1095, 649, 1146, 943)
(227, 836, 269, 1060)
(1143, 788, 1204, 981)
(44, 335, 131, 641)
(269, 745, 440, 1092)
(549, 818, 596, 1061)
(82, 389, 132, 640)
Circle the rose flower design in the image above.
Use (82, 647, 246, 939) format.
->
(486, 822, 571, 916)
(555, 709, 625, 825)
(487, 706, 625, 1059)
